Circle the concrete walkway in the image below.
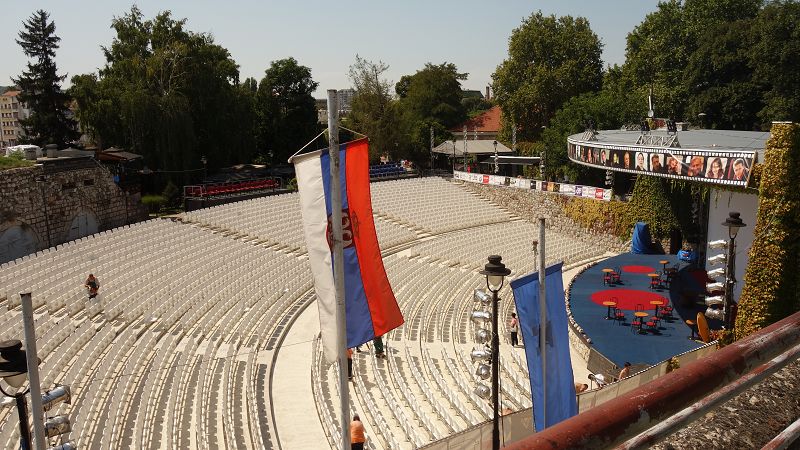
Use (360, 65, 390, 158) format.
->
(272, 302, 329, 449)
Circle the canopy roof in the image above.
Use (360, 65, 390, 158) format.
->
(433, 139, 512, 156)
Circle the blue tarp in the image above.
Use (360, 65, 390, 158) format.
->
(631, 222, 653, 254)
(510, 262, 577, 431)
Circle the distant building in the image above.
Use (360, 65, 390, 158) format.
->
(317, 88, 356, 124)
(0, 90, 29, 151)
(451, 105, 501, 141)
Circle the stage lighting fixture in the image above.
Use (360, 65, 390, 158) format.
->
(474, 383, 491, 400)
(708, 239, 728, 249)
(475, 364, 491, 380)
(705, 308, 724, 320)
(707, 268, 725, 278)
(44, 415, 71, 438)
(471, 311, 491, 323)
(47, 442, 76, 450)
(707, 254, 726, 265)
(706, 282, 724, 292)
(474, 329, 490, 344)
(470, 347, 492, 363)
(41, 385, 71, 412)
(705, 296, 725, 306)
(473, 289, 490, 304)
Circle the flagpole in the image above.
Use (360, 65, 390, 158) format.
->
(538, 217, 547, 428)
(328, 89, 351, 450)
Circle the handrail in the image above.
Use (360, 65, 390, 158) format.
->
(504, 310, 800, 449)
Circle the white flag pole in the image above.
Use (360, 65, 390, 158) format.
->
(328, 90, 351, 450)
(538, 218, 547, 428)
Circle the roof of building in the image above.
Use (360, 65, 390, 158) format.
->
(451, 106, 501, 133)
(432, 138, 512, 156)
(1, 91, 21, 97)
(569, 128, 770, 158)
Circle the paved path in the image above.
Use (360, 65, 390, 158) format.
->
(272, 302, 329, 449)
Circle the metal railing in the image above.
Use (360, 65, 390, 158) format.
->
(504, 310, 800, 449)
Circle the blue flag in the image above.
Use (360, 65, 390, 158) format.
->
(510, 262, 577, 431)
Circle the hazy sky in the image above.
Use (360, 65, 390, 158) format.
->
(2, 1, 663, 97)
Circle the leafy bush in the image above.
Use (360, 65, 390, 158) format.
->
(141, 195, 166, 214)
(0, 155, 34, 170)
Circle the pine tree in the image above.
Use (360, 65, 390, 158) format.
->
(13, 10, 76, 147)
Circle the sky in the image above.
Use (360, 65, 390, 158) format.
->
(1, 1, 663, 98)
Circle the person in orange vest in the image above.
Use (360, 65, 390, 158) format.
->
(350, 414, 366, 450)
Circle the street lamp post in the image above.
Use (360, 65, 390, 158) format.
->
(722, 212, 746, 329)
(452, 140, 456, 172)
(493, 140, 499, 174)
(201, 155, 207, 183)
(0, 340, 33, 449)
(479, 255, 511, 450)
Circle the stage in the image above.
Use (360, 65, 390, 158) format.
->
(569, 253, 717, 367)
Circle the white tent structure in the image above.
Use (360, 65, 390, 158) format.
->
(432, 139, 513, 156)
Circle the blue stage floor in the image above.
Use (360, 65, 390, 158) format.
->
(570, 253, 707, 367)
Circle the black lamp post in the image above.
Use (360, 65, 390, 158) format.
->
(493, 140, 499, 174)
(722, 212, 746, 329)
(0, 340, 33, 450)
(200, 155, 208, 183)
(452, 140, 456, 172)
(479, 255, 511, 450)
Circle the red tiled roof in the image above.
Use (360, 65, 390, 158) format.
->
(2, 91, 21, 97)
(451, 105, 501, 133)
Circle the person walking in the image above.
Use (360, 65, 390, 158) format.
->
(373, 335, 386, 359)
(84, 274, 100, 299)
(350, 414, 366, 450)
(509, 313, 519, 347)
(347, 348, 354, 381)
(619, 362, 631, 380)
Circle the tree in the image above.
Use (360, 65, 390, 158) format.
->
(13, 10, 77, 146)
(749, 0, 800, 123)
(396, 63, 467, 128)
(492, 11, 603, 140)
(70, 6, 256, 185)
(347, 55, 401, 162)
(255, 57, 319, 165)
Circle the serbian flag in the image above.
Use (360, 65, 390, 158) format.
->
(293, 138, 404, 363)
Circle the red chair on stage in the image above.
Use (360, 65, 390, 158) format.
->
(611, 267, 622, 284)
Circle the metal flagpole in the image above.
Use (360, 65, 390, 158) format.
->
(463, 126, 468, 171)
(537, 218, 547, 429)
(327, 90, 351, 450)
(21, 292, 45, 450)
(430, 126, 434, 175)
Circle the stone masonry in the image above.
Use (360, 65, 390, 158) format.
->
(0, 161, 142, 263)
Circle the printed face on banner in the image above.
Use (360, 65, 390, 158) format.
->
(649, 153, 664, 173)
(635, 152, 647, 171)
(686, 155, 705, 177)
(729, 158, 749, 181)
(705, 157, 726, 179)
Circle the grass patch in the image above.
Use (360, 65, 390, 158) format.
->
(0, 156, 35, 170)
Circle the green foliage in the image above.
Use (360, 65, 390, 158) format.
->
(625, 175, 680, 239)
(0, 155, 35, 170)
(396, 63, 467, 129)
(286, 177, 298, 192)
(736, 123, 800, 339)
(542, 87, 639, 183)
(562, 197, 630, 238)
(255, 57, 320, 165)
(69, 6, 256, 183)
(393, 62, 468, 168)
(13, 10, 77, 146)
(749, 1, 800, 123)
(141, 195, 166, 214)
(161, 180, 180, 206)
(348, 55, 401, 163)
(492, 11, 603, 139)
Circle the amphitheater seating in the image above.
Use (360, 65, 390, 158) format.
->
(0, 176, 608, 449)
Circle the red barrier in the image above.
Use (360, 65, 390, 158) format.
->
(504, 311, 800, 449)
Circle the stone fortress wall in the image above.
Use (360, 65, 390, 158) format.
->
(0, 160, 142, 264)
